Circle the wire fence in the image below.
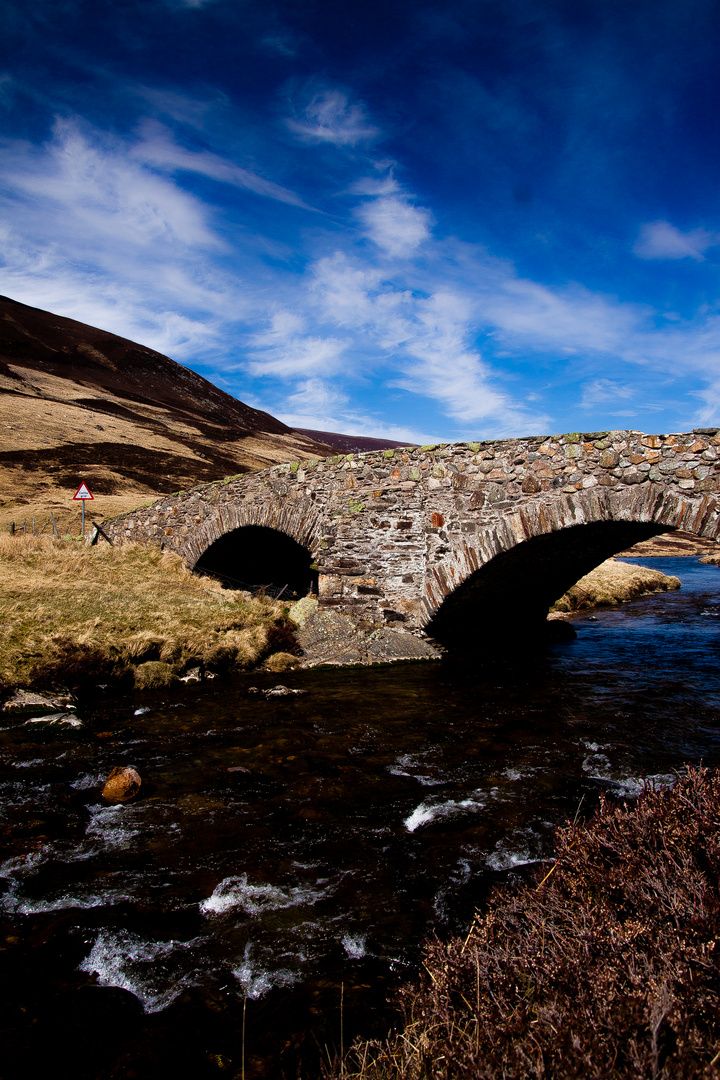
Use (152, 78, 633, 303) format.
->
(7, 511, 92, 538)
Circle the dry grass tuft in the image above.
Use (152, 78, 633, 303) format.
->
(0, 534, 297, 691)
(551, 557, 680, 613)
(133, 661, 177, 690)
(334, 767, 720, 1080)
(263, 651, 300, 672)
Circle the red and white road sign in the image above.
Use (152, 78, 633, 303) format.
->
(73, 482, 94, 501)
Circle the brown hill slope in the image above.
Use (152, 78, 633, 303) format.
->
(0, 295, 332, 532)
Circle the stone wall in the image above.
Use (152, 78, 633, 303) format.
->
(102, 429, 720, 638)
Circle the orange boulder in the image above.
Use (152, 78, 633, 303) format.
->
(102, 766, 141, 803)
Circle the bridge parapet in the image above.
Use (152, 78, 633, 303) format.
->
(103, 429, 720, 642)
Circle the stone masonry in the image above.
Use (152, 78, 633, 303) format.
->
(103, 429, 720, 644)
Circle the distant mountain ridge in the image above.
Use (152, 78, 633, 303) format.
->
(294, 428, 416, 454)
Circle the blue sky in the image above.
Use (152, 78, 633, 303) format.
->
(2, 0, 720, 443)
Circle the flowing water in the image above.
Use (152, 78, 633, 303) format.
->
(1, 557, 720, 1079)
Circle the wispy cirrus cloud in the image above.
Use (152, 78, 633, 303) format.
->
(132, 120, 314, 209)
(286, 89, 378, 146)
(247, 312, 347, 378)
(1, 117, 218, 250)
(633, 220, 719, 261)
(278, 377, 437, 444)
(580, 378, 635, 409)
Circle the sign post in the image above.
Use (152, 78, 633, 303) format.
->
(73, 482, 94, 536)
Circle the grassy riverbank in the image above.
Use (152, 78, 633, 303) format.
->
(0, 539, 684, 693)
(334, 767, 720, 1079)
(0, 534, 298, 693)
(550, 557, 681, 614)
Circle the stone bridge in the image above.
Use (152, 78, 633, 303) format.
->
(104, 429, 720, 648)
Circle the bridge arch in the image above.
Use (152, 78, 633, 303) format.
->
(165, 496, 323, 599)
(424, 485, 720, 647)
(194, 524, 318, 597)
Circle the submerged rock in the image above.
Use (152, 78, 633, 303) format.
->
(102, 766, 141, 803)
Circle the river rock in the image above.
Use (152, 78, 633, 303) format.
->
(544, 619, 578, 642)
(296, 605, 442, 667)
(24, 712, 83, 732)
(179, 667, 202, 684)
(102, 766, 141, 803)
(4, 689, 76, 715)
(366, 628, 443, 663)
(295, 608, 371, 667)
(264, 684, 307, 697)
(287, 595, 319, 628)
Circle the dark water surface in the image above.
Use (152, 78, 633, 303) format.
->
(1, 557, 720, 1078)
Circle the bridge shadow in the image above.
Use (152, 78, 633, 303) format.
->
(193, 525, 318, 599)
(426, 520, 667, 650)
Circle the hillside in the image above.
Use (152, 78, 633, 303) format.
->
(0, 296, 333, 533)
(619, 529, 719, 557)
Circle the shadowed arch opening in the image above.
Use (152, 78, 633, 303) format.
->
(194, 525, 318, 598)
(427, 519, 670, 649)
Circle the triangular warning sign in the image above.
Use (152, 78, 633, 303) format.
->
(73, 482, 94, 501)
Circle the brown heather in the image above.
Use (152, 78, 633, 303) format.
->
(333, 767, 720, 1080)
(0, 534, 297, 691)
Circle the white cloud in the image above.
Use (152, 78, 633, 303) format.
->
(580, 379, 635, 408)
(247, 312, 347, 378)
(308, 253, 543, 432)
(2, 118, 218, 250)
(276, 378, 437, 444)
(287, 90, 378, 146)
(480, 277, 643, 355)
(693, 380, 720, 426)
(633, 220, 718, 261)
(356, 195, 433, 257)
(133, 120, 313, 209)
(350, 174, 401, 196)
(279, 377, 349, 426)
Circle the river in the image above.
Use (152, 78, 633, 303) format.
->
(1, 556, 719, 1079)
